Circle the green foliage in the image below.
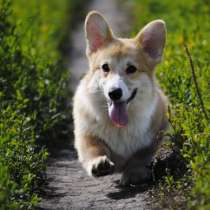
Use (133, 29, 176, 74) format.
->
(0, 0, 75, 209)
(130, 0, 210, 209)
(0, 105, 48, 209)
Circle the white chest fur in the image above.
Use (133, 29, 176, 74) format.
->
(74, 81, 158, 160)
(88, 97, 157, 159)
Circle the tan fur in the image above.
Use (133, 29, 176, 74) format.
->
(73, 11, 168, 186)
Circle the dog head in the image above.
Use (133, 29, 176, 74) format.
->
(84, 11, 166, 128)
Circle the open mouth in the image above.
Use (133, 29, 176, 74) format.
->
(108, 88, 137, 128)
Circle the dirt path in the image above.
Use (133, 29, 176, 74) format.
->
(38, 0, 153, 209)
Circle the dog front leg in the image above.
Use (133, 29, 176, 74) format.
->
(75, 134, 114, 177)
(120, 147, 154, 186)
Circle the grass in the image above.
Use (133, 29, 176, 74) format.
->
(130, 0, 210, 209)
(0, 0, 83, 209)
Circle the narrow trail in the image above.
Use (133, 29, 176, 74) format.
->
(39, 0, 153, 209)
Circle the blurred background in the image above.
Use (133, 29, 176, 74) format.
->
(0, 0, 209, 209)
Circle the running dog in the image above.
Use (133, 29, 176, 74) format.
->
(73, 11, 168, 186)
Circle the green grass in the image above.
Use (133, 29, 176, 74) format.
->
(0, 0, 82, 209)
(130, 0, 210, 209)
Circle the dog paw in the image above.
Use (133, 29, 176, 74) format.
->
(119, 168, 151, 187)
(87, 156, 115, 177)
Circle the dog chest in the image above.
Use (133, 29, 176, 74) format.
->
(91, 115, 153, 159)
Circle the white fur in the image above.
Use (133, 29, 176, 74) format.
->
(74, 73, 158, 159)
(104, 74, 130, 101)
(84, 156, 114, 176)
(93, 97, 157, 158)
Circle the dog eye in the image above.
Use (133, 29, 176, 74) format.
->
(126, 65, 137, 74)
(101, 63, 110, 72)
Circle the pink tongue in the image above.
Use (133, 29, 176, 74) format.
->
(108, 102, 128, 127)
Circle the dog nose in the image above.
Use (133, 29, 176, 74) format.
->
(108, 88, 122, 101)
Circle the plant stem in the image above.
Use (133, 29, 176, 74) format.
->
(184, 43, 209, 121)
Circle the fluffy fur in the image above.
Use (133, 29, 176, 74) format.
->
(73, 11, 168, 186)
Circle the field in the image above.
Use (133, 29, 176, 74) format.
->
(0, 0, 209, 209)
(131, 0, 210, 209)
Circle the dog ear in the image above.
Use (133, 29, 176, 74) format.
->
(85, 11, 113, 54)
(136, 20, 166, 65)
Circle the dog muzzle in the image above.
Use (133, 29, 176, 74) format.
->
(108, 88, 137, 128)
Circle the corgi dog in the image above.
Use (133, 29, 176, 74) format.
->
(73, 11, 168, 186)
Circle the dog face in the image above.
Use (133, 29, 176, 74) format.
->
(85, 11, 166, 128)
